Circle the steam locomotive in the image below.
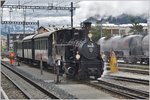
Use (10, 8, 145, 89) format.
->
(15, 22, 104, 80)
(98, 34, 149, 64)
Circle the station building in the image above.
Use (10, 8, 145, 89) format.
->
(101, 23, 148, 36)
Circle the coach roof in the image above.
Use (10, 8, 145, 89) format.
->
(33, 28, 72, 39)
(23, 35, 35, 41)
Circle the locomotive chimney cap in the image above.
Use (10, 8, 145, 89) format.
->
(81, 21, 92, 28)
(83, 21, 92, 25)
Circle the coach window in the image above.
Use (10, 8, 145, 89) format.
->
(41, 40, 43, 50)
(44, 40, 46, 49)
(26, 42, 28, 49)
(39, 40, 41, 49)
(34, 41, 36, 49)
(36, 41, 39, 49)
(38, 40, 40, 49)
(34, 42, 36, 49)
(27, 42, 29, 49)
(36, 41, 37, 49)
(40, 40, 42, 49)
(24, 42, 25, 49)
(30, 42, 32, 49)
(41, 40, 43, 49)
(43, 40, 45, 50)
(40, 40, 43, 50)
(28, 42, 30, 49)
(46, 40, 47, 49)
(27, 42, 28, 49)
(42, 40, 44, 49)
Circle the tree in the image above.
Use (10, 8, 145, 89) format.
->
(91, 23, 111, 41)
(91, 26, 100, 42)
(129, 17, 144, 34)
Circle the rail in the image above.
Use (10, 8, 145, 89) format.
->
(104, 75, 149, 85)
(85, 80, 149, 99)
(1, 62, 60, 99)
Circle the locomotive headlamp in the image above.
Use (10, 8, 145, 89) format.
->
(88, 32, 93, 41)
(88, 31, 92, 38)
(76, 51, 80, 60)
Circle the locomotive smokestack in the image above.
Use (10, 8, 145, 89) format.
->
(82, 21, 92, 33)
(81, 21, 92, 41)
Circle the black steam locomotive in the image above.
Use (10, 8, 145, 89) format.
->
(15, 22, 104, 80)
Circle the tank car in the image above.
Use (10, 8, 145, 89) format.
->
(98, 36, 123, 61)
(141, 35, 149, 64)
(98, 35, 144, 64)
(119, 35, 143, 63)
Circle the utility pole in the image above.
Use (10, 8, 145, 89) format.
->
(23, 8, 26, 38)
(71, 2, 73, 28)
(100, 21, 102, 38)
(148, 11, 150, 35)
(0, 0, 5, 7)
(8, 8, 12, 51)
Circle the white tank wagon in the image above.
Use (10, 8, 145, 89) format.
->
(98, 35, 146, 64)
(141, 35, 149, 64)
(142, 35, 149, 56)
(98, 37, 112, 52)
(119, 35, 143, 63)
(98, 36, 122, 57)
(120, 35, 143, 56)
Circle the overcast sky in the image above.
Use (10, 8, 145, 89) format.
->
(1, 0, 150, 26)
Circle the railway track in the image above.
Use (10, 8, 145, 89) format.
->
(1, 62, 75, 99)
(118, 67, 149, 75)
(106, 65, 149, 75)
(106, 63, 149, 70)
(1, 63, 57, 99)
(118, 61, 149, 66)
(1, 72, 30, 99)
(86, 80, 149, 99)
(104, 75, 149, 85)
(117, 63, 149, 70)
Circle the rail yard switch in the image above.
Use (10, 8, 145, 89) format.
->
(110, 51, 118, 73)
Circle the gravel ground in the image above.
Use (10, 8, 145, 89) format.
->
(1, 73, 27, 99)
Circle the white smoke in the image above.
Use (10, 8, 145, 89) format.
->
(74, 0, 150, 23)
(40, 0, 150, 26)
